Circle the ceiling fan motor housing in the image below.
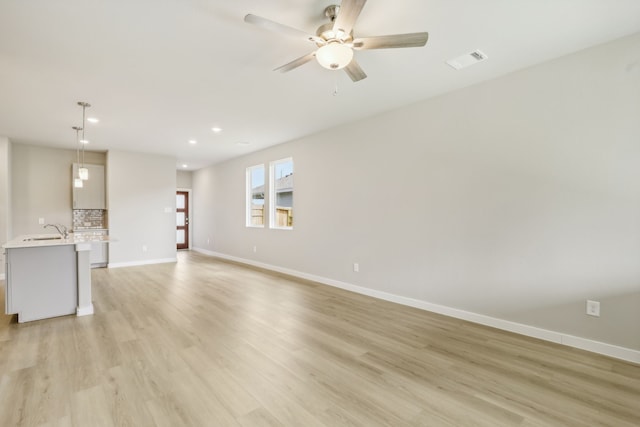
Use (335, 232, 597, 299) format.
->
(316, 22, 353, 46)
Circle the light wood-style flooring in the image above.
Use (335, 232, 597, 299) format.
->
(1, 251, 639, 426)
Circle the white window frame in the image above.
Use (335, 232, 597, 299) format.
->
(246, 164, 265, 228)
(269, 157, 293, 230)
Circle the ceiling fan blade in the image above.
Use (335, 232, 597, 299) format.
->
(244, 14, 323, 44)
(274, 52, 317, 73)
(344, 59, 367, 82)
(332, 0, 367, 36)
(352, 32, 429, 50)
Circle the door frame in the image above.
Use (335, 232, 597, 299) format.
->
(176, 188, 192, 250)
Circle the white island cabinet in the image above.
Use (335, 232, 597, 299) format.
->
(3, 233, 111, 323)
(74, 229, 108, 267)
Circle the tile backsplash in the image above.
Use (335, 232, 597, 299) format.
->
(73, 209, 107, 229)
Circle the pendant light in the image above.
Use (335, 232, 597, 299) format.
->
(77, 101, 91, 181)
(73, 126, 83, 188)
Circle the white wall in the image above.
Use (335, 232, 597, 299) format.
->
(193, 32, 640, 354)
(107, 150, 177, 266)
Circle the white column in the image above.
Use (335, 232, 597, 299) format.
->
(75, 242, 94, 316)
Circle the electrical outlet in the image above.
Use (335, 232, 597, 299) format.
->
(253, 246, 257, 253)
(38, 218, 44, 225)
(353, 263, 359, 272)
(586, 300, 600, 317)
(207, 238, 210, 245)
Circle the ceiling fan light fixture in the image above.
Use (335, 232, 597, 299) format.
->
(316, 42, 353, 70)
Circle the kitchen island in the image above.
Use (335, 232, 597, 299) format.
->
(2, 232, 112, 323)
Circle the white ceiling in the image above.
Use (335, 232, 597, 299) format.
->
(1, 0, 639, 171)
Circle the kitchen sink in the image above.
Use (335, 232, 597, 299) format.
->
(23, 236, 63, 241)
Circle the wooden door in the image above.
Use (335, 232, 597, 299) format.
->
(176, 191, 189, 250)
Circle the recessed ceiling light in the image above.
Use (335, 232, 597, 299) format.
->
(182, 164, 188, 168)
(211, 127, 222, 133)
(80, 139, 89, 144)
(236, 141, 250, 146)
(189, 140, 197, 144)
(87, 117, 99, 124)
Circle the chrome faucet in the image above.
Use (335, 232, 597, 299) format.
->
(44, 223, 69, 238)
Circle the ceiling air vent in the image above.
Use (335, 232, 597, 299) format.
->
(446, 49, 488, 70)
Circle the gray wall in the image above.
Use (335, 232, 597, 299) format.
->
(177, 170, 193, 189)
(1, 144, 176, 270)
(192, 166, 216, 251)
(10, 144, 105, 238)
(192, 32, 640, 351)
(107, 150, 176, 266)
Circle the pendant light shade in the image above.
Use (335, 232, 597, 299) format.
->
(72, 102, 94, 189)
(78, 167, 89, 180)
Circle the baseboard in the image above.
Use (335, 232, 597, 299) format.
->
(76, 303, 94, 316)
(108, 257, 177, 269)
(193, 247, 640, 364)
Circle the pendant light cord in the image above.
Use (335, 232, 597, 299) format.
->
(72, 125, 83, 188)
(76, 101, 91, 180)
(75, 127, 81, 164)
(81, 103, 86, 169)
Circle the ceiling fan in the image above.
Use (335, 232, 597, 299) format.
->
(244, 0, 429, 82)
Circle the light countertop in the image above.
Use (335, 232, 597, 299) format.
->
(3, 233, 113, 249)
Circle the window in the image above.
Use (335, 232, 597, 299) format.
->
(269, 158, 293, 229)
(246, 164, 265, 227)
